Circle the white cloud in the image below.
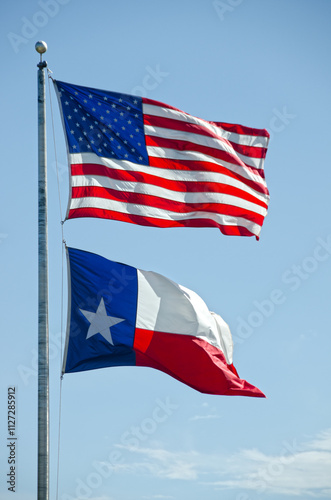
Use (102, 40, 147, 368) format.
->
(114, 445, 199, 480)
(307, 428, 331, 451)
(114, 429, 331, 497)
(204, 429, 331, 497)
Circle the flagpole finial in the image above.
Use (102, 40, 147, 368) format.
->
(35, 40, 47, 54)
(35, 41, 47, 68)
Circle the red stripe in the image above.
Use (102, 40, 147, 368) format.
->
(144, 114, 267, 159)
(214, 121, 270, 138)
(67, 208, 258, 238)
(142, 98, 269, 139)
(148, 156, 268, 195)
(71, 186, 265, 225)
(70, 164, 268, 209)
(229, 141, 266, 159)
(143, 96, 182, 112)
(72, 155, 267, 190)
(145, 135, 261, 172)
(145, 114, 232, 146)
(133, 329, 265, 397)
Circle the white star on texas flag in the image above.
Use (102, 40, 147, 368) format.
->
(79, 297, 125, 345)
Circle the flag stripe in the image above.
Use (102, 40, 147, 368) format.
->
(71, 152, 268, 194)
(71, 185, 267, 219)
(212, 121, 270, 138)
(70, 167, 268, 209)
(67, 207, 256, 236)
(71, 186, 265, 225)
(134, 329, 265, 397)
(135, 268, 234, 360)
(68, 197, 262, 235)
(142, 101, 270, 142)
(144, 127, 265, 170)
(70, 163, 268, 204)
(144, 115, 267, 159)
(148, 156, 268, 195)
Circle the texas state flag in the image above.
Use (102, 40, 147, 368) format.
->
(63, 247, 265, 397)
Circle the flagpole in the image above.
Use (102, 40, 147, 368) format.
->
(36, 40, 49, 500)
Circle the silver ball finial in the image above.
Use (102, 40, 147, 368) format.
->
(35, 41, 48, 54)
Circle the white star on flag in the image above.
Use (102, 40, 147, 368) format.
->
(79, 297, 125, 345)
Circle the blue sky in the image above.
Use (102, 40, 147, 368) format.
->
(1, 0, 331, 499)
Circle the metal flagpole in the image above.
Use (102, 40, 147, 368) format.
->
(35, 40, 49, 500)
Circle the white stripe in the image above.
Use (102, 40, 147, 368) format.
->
(143, 102, 269, 149)
(145, 124, 265, 170)
(70, 153, 268, 195)
(71, 156, 268, 204)
(136, 269, 233, 362)
(145, 124, 239, 161)
(145, 146, 268, 189)
(72, 174, 267, 216)
(68, 197, 262, 236)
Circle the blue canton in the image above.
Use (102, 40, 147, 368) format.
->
(55, 80, 149, 165)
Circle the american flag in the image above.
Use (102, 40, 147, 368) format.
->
(55, 80, 270, 239)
